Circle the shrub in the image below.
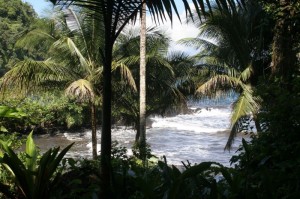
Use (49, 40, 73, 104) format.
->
(0, 132, 74, 199)
(0, 92, 87, 132)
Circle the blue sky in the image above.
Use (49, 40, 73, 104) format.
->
(24, 0, 53, 16)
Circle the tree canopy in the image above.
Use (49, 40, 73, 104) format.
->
(0, 0, 36, 74)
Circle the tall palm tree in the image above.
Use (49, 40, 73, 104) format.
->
(113, 27, 193, 143)
(113, 27, 169, 124)
(139, 0, 147, 160)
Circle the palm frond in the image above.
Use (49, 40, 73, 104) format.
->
(224, 66, 240, 78)
(16, 29, 57, 51)
(117, 56, 140, 66)
(51, 0, 141, 41)
(179, 37, 218, 52)
(15, 17, 60, 50)
(196, 74, 240, 94)
(52, 37, 91, 74)
(230, 89, 258, 125)
(87, 66, 103, 85)
(65, 79, 95, 102)
(63, 8, 96, 61)
(0, 59, 76, 96)
(112, 61, 137, 92)
(64, 8, 82, 32)
(239, 64, 252, 82)
(225, 88, 259, 149)
(147, 55, 175, 76)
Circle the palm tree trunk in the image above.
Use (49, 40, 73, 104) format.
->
(271, 0, 297, 80)
(138, 0, 147, 160)
(91, 103, 97, 159)
(100, 6, 114, 198)
(101, 45, 113, 198)
(135, 119, 140, 143)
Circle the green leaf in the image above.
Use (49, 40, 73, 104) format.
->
(34, 143, 74, 198)
(0, 126, 8, 133)
(2, 148, 33, 198)
(180, 162, 213, 179)
(0, 140, 9, 154)
(26, 131, 38, 172)
(168, 162, 213, 199)
(0, 105, 26, 118)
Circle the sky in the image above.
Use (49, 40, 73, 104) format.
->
(24, 0, 199, 54)
(24, 0, 53, 16)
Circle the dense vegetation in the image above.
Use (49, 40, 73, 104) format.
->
(0, 0, 299, 198)
(0, 0, 36, 75)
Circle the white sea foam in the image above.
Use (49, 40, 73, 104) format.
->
(151, 107, 231, 134)
(86, 142, 101, 152)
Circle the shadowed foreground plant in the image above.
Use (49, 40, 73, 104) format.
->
(0, 132, 74, 199)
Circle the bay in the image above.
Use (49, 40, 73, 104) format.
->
(34, 97, 246, 167)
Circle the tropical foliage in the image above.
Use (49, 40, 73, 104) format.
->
(0, 93, 86, 133)
(48, 1, 211, 191)
(181, 1, 273, 148)
(0, 132, 74, 199)
(0, 7, 104, 158)
(0, 0, 299, 198)
(0, 0, 36, 73)
(113, 27, 191, 133)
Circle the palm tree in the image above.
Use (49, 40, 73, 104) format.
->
(0, 9, 104, 159)
(114, 30, 162, 89)
(113, 27, 193, 143)
(52, 9, 104, 159)
(181, 1, 271, 149)
(196, 63, 260, 149)
(139, 0, 147, 161)
(166, 51, 196, 106)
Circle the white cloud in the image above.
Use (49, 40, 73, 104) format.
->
(146, 9, 199, 42)
(127, 8, 199, 55)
